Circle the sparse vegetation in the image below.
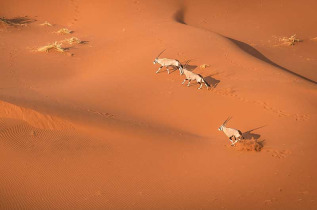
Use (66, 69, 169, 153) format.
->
(280, 34, 301, 46)
(0, 17, 27, 26)
(56, 28, 72, 34)
(37, 42, 65, 53)
(37, 37, 84, 54)
(63, 37, 82, 44)
(200, 64, 210, 69)
(40, 21, 53, 26)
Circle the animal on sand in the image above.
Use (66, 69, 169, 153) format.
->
(153, 49, 183, 75)
(181, 60, 210, 90)
(218, 117, 244, 146)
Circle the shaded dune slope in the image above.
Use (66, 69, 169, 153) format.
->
(173, 4, 316, 84)
(0, 0, 316, 209)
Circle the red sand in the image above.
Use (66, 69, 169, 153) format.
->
(0, 0, 316, 209)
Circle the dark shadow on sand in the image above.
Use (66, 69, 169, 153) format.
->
(173, 6, 186, 24)
(184, 64, 198, 71)
(80, 40, 89, 44)
(172, 6, 316, 85)
(204, 75, 220, 88)
(1, 16, 36, 25)
(242, 125, 266, 140)
(227, 37, 317, 84)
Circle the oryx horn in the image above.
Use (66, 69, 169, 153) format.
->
(156, 49, 166, 58)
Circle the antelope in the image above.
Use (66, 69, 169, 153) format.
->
(153, 49, 183, 75)
(181, 61, 210, 89)
(218, 117, 244, 146)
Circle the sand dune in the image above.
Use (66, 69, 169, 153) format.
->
(0, 0, 316, 209)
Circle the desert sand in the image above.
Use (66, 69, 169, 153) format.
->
(0, 0, 316, 209)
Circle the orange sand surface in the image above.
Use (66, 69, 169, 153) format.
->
(0, 0, 316, 209)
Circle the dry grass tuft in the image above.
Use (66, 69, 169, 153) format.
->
(200, 64, 210, 69)
(56, 28, 73, 34)
(37, 42, 65, 53)
(36, 37, 84, 54)
(64, 37, 82, 44)
(40, 21, 53, 26)
(279, 34, 301, 46)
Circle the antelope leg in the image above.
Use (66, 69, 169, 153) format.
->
(166, 66, 170, 74)
(230, 139, 234, 146)
(156, 66, 163, 73)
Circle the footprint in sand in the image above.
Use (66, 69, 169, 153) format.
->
(87, 109, 115, 118)
(70, 0, 80, 25)
(265, 149, 292, 159)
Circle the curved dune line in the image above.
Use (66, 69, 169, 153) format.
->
(173, 6, 317, 85)
(0, 100, 200, 141)
(0, 100, 74, 131)
(0, 118, 110, 154)
(225, 37, 317, 84)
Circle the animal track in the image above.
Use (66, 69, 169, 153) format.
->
(87, 109, 114, 118)
(294, 114, 310, 121)
(212, 88, 310, 121)
(70, 0, 80, 25)
(265, 149, 292, 159)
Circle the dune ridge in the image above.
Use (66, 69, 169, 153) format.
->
(0, 0, 316, 209)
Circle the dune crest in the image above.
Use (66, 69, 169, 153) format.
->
(0, 100, 73, 130)
(0, 0, 316, 209)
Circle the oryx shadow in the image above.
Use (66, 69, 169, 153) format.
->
(184, 64, 198, 71)
(242, 125, 266, 140)
(204, 75, 220, 88)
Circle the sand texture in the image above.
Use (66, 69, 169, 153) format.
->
(0, 0, 316, 209)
